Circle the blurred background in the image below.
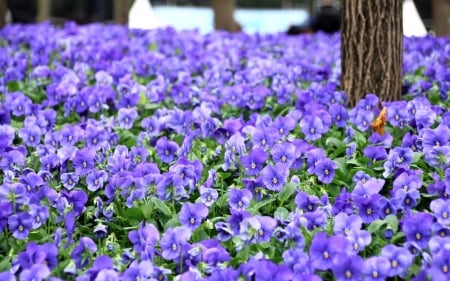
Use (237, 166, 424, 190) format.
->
(0, 0, 440, 35)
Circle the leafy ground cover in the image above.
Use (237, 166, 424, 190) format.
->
(0, 23, 450, 281)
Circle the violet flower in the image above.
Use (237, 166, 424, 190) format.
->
(179, 202, 209, 231)
(159, 226, 192, 261)
(261, 164, 289, 192)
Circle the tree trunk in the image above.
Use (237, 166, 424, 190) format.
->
(341, 0, 403, 108)
(212, 0, 241, 32)
(114, 0, 133, 24)
(433, 0, 450, 36)
(0, 0, 6, 28)
(37, 0, 51, 22)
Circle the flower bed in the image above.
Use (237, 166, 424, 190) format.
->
(0, 23, 450, 280)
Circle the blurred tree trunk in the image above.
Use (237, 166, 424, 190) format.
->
(0, 0, 6, 28)
(37, 0, 51, 22)
(212, 0, 241, 32)
(341, 0, 403, 107)
(433, 0, 450, 36)
(114, 0, 133, 24)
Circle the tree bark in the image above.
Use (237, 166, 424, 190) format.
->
(37, 0, 51, 22)
(433, 0, 450, 36)
(212, 0, 241, 32)
(341, 0, 403, 108)
(114, 0, 133, 24)
(0, 0, 6, 28)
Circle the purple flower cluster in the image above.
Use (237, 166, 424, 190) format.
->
(0, 22, 449, 280)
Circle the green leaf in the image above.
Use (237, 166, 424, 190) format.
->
(385, 215, 399, 233)
(149, 42, 158, 51)
(353, 130, 367, 147)
(325, 137, 345, 151)
(164, 217, 180, 231)
(249, 197, 276, 214)
(274, 207, 290, 221)
(151, 197, 172, 216)
(123, 207, 144, 222)
(412, 152, 423, 164)
(28, 231, 45, 242)
(216, 193, 229, 208)
(258, 241, 271, 249)
(391, 232, 405, 244)
(7, 81, 20, 92)
(278, 183, 297, 203)
(334, 157, 350, 182)
(191, 228, 209, 243)
(0, 257, 11, 272)
(141, 201, 154, 220)
(367, 219, 386, 233)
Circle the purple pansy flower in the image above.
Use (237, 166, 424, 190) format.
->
(156, 136, 179, 163)
(8, 212, 33, 240)
(72, 148, 96, 176)
(240, 148, 267, 176)
(159, 226, 192, 261)
(261, 164, 289, 191)
(179, 202, 209, 231)
(70, 237, 98, 268)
